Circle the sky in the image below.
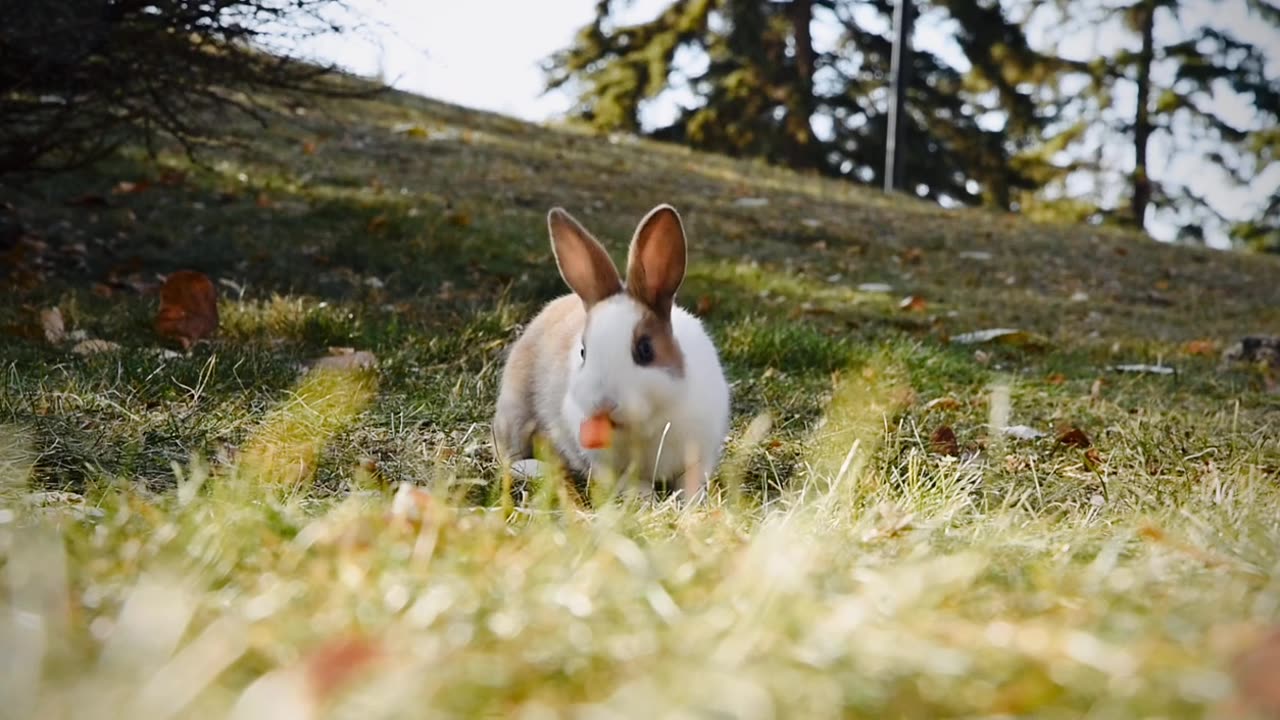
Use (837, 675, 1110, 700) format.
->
(286, 0, 1279, 249)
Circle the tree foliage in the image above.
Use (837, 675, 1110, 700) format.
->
(546, 0, 1070, 209)
(958, 0, 1280, 242)
(0, 0, 370, 175)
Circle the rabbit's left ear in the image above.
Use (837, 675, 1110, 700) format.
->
(626, 204, 687, 319)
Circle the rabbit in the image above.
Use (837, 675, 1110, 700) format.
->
(492, 203, 731, 500)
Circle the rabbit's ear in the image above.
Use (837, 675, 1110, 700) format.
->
(626, 204, 687, 319)
(548, 208, 623, 307)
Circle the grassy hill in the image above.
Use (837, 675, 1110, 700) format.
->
(2, 81, 1279, 718)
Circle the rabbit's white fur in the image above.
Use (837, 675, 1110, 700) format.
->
(492, 204, 731, 497)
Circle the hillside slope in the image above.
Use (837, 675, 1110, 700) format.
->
(1, 83, 1279, 718)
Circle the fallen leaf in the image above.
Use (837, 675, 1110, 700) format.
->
(154, 270, 219, 350)
(924, 396, 961, 413)
(1046, 373, 1067, 385)
(950, 328, 1050, 350)
(898, 295, 927, 312)
(1001, 425, 1046, 440)
(1055, 426, 1092, 449)
(1154, 279, 1170, 290)
(255, 192, 274, 209)
(900, 247, 924, 265)
(40, 307, 65, 344)
(930, 425, 960, 456)
(367, 214, 388, 233)
(92, 283, 114, 298)
(111, 180, 150, 195)
(159, 170, 187, 186)
(857, 282, 893, 293)
(302, 140, 318, 155)
(72, 339, 121, 355)
(306, 349, 378, 372)
(1083, 447, 1104, 470)
(695, 295, 714, 316)
(445, 210, 471, 227)
(1183, 339, 1218, 357)
(1110, 363, 1174, 375)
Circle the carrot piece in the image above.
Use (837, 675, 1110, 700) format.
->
(580, 414, 614, 449)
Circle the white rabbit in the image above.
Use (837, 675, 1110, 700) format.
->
(492, 204, 731, 499)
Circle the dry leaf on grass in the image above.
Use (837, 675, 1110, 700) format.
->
(1184, 339, 1219, 356)
(1001, 425, 1046, 440)
(929, 425, 960, 456)
(924, 396, 961, 413)
(72, 339, 120, 355)
(154, 270, 218, 350)
(1045, 372, 1067, 385)
(305, 348, 378, 373)
(1110, 363, 1174, 375)
(898, 295, 927, 312)
(111, 180, 150, 195)
(1055, 426, 1092, 449)
(40, 307, 65, 344)
(950, 328, 1050, 350)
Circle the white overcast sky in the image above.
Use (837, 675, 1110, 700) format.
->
(287, 0, 1279, 248)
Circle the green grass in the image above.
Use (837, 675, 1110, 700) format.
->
(2, 82, 1279, 718)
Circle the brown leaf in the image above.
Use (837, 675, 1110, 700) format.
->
(1083, 447, 1104, 470)
(445, 210, 471, 227)
(1045, 372, 1067, 385)
(302, 140, 318, 155)
(92, 283, 114, 299)
(40, 307, 65, 344)
(898, 295, 927, 312)
(153, 270, 219, 350)
(930, 425, 960, 456)
(366, 214, 388, 233)
(1055, 426, 1092, 449)
(695, 295, 714, 316)
(255, 192, 274, 209)
(159, 170, 187, 186)
(900, 247, 924, 265)
(1184, 339, 1219, 357)
(72, 339, 120, 355)
(923, 396, 960, 413)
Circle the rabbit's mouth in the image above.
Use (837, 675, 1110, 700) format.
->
(580, 412, 618, 450)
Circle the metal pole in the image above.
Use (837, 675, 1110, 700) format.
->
(884, 0, 915, 193)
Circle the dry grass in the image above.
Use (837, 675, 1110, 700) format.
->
(1, 81, 1279, 718)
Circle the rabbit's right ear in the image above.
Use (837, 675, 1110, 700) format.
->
(548, 208, 623, 307)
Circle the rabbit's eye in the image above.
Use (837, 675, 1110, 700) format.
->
(580, 345, 586, 361)
(632, 335, 654, 366)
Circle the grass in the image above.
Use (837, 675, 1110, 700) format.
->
(2, 80, 1279, 718)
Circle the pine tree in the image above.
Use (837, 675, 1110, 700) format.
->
(544, 0, 1064, 210)
(1021, 0, 1280, 240)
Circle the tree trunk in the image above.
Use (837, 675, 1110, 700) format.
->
(785, 0, 817, 169)
(884, 0, 915, 192)
(1131, 0, 1155, 231)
